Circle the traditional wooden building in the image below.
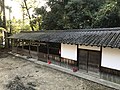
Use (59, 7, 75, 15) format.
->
(8, 28, 120, 84)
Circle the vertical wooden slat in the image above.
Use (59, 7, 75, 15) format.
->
(79, 50, 88, 71)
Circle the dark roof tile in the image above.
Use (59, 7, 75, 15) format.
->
(8, 28, 120, 48)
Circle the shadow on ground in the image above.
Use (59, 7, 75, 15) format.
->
(0, 48, 9, 58)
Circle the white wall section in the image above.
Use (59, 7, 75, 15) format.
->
(61, 44, 77, 61)
(79, 45, 100, 51)
(102, 47, 120, 70)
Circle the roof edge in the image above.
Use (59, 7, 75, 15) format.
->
(20, 27, 120, 33)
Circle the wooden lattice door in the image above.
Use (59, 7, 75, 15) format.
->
(79, 49, 100, 73)
(88, 51, 100, 73)
(79, 50, 88, 71)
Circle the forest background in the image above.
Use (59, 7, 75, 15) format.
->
(0, 0, 120, 34)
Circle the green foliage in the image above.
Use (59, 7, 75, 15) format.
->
(11, 18, 31, 34)
(34, 0, 120, 30)
(44, 1, 65, 30)
(31, 15, 42, 30)
(92, 1, 120, 28)
(65, 0, 106, 29)
(65, 1, 91, 29)
(34, 0, 66, 30)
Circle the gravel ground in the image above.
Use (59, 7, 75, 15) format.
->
(0, 52, 117, 90)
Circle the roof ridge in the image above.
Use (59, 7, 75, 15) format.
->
(20, 27, 120, 33)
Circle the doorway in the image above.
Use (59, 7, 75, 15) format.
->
(78, 49, 101, 73)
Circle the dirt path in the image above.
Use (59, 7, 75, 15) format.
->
(0, 51, 116, 90)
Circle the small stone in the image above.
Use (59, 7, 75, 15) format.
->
(36, 70, 39, 72)
(27, 82, 36, 87)
(27, 86, 36, 90)
(22, 76, 25, 78)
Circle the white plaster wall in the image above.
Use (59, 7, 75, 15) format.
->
(61, 44, 77, 61)
(79, 45, 100, 51)
(102, 47, 120, 70)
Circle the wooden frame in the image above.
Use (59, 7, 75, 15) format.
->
(78, 49, 101, 73)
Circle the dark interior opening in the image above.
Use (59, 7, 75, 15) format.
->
(39, 44, 47, 53)
(24, 45, 29, 50)
(49, 42, 61, 55)
(30, 46, 37, 51)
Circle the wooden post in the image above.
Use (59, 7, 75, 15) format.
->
(100, 46, 102, 76)
(37, 43, 39, 54)
(77, 44, 79, 67)
(12, 39, 14, 52)
(47, 42, 49, 62)
(22, 40, 24, 51)
(10, 39, 12, 51)
(87, 50, 89, 73)
(29, 40, 31, 55)
(16, 39, 18, 53)
(59, 43, 61, 66)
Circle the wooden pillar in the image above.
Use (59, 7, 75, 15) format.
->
(22, 40, 24, 50)
(47, 42, 49, 61)
(59, 43, 61, 66)
(9, 38, 12, 50)
(37, 43, 39, 54)
(10, 39, 12, 51)
(77, 44, 79, 67)
(100, 46, 102, 74)
(12, 39, 14, 51)
(16, 39, 18, 53)
(29, 40, 31, 54)
(87, 50, 89, 73)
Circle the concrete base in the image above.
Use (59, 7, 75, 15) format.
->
(8, 52, 120, 90)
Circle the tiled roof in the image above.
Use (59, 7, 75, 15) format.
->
(8, 28, 120, 48)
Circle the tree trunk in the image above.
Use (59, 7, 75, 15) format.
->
(2, 0, 9, 48)
(23, 0, 34, 31)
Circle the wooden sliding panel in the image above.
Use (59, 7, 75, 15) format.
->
(88, 51, 100, 73)
(78, 49, 101, 73)
(78, 50, 88, 71)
